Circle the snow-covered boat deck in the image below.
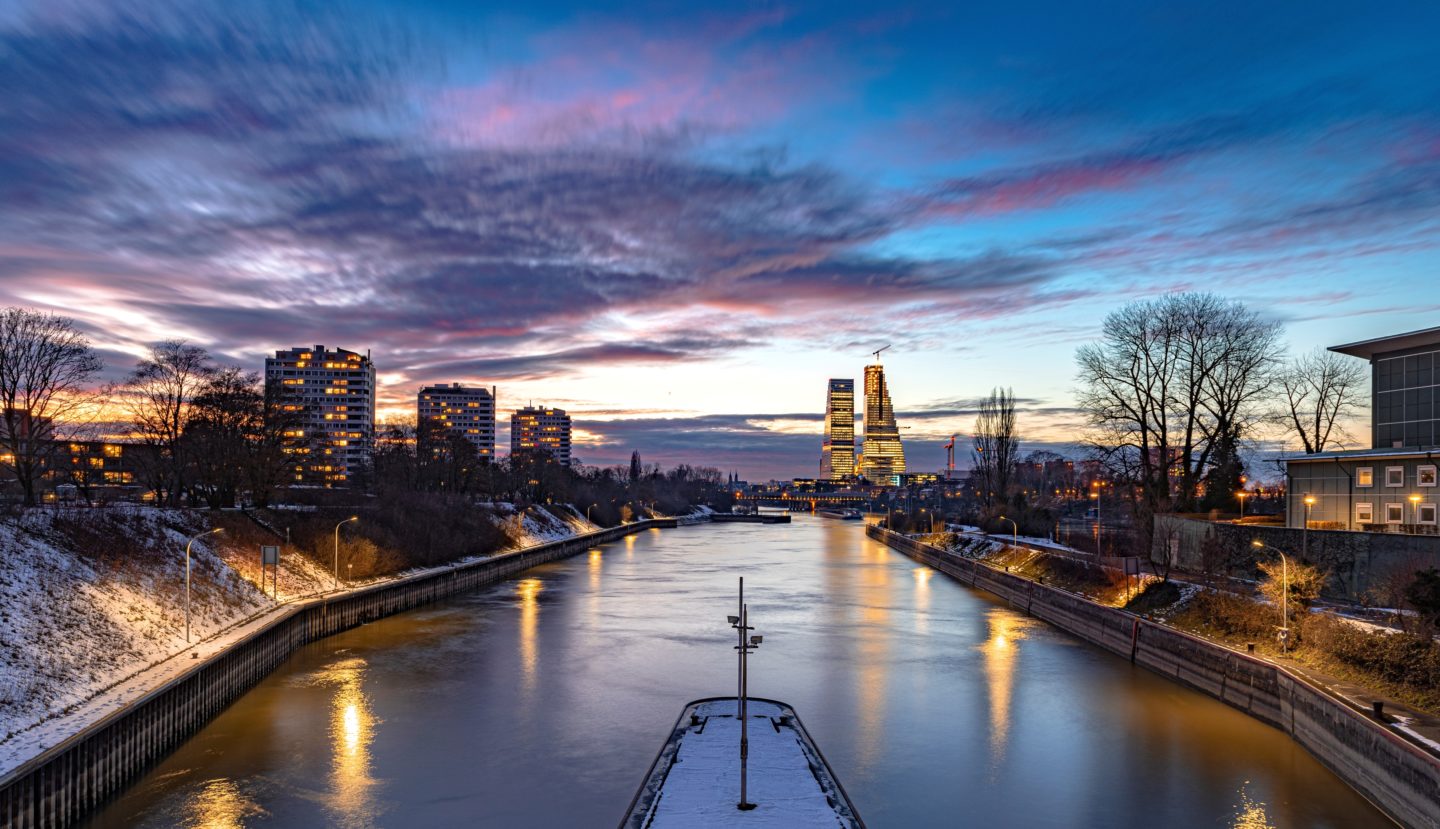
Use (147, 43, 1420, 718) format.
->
(621, 698, 864, 829)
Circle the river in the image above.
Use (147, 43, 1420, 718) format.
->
(85, 517, 1390, 828)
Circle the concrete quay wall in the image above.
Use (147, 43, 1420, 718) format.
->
(0, 518, 679, 829)
(868, 524, 1440, 829)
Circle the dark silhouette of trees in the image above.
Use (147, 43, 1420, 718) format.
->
(1076, 292, 1281, 551)
(116, 341, 217, 506)
(971, 386, 1018, 510)
(0, 308, 103, 505)
(1274, 346, 1367, 453)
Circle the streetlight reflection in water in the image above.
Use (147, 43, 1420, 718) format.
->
(316, 657, 378, 828)
(517, 578, 543, 691)
(981, 608, 1031, 777)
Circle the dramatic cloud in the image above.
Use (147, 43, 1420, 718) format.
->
(0, 0, 1436, 477)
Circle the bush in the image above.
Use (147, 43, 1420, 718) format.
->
(1188, 589, 1280, 641)
(1306, 615, 1440, 693)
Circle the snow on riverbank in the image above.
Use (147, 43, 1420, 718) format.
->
(0, 501, 634, 775)
(0, 508, 285, 745)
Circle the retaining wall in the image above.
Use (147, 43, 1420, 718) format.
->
(869, 524, 1440, 829)
(1154, 515, 1440, 601)
(0, 518, 679, 829)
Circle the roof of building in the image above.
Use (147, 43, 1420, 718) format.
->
(1282, 446, 1440, 463)
(1329, 325, 1440, 360)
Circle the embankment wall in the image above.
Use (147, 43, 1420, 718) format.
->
(0, 519, 679, 829)
(868, 524, 1440, 829)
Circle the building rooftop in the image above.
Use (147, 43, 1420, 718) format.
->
(1329, 326, 1440, 360)
(1283, 446, 1440, 463)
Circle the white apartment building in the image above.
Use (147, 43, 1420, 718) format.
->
(511, 406, 572, 467)
(418, 383, 497, 458)
(265, 345, 375, 485)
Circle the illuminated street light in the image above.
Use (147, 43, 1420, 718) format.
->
(334, 516, 358, 590)
(998, 514, 1018, 548)
(1410, 494, 1422, 527)
(1252, 540, 1290, 653)
(1302, 495, 1315, 559)
(1236, 490, 1248, 519)
(183, 528, 224, 644)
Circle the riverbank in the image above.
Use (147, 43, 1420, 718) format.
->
(869, 524, 1440, 829)
(0, 517, 687, 828)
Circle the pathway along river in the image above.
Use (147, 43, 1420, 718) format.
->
(86, 518, 1390, 828)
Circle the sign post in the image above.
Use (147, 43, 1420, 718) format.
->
(261, 545, 280, 600)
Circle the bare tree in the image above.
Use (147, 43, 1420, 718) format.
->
(1076, 293, 1281, 547)
(0, 308, 104, 505)
(116, 341, 216, 506)
(1274, 347, 1367, 454)
(971, 387, 1019, 509)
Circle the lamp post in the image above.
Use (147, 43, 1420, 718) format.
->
(998, 514, 1018, 548)
(1236, 490, 1248, 519)
(1251, 540, 1290, 653)
(184, 528, 223, 643)
(1091, 489, 1102, 554)
(1302, 495, 1315, 559)
(1410, 494, 1422, 530)
(334, 516, 358, 590)
(586, 503, 597, 523)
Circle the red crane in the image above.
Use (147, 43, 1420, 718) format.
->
(944, 434, 956, 475)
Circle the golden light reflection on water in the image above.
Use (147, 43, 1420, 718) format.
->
(854, 541, 891, 772)
(313, 657, 378, 828)
(981, 609, 1028, 775)
(913, 567, 931, 635)
(182, 777, 266, 828)
(1232, 785, 1277, 828)
(518, 578, 543, 689)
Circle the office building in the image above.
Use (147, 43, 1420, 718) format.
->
(511, 405, 572, 466)
(265, 345, 375, 485)
(820, 378, 855, 480)
(860, 361, 906, 480)
(418, 383, 497, 458)
(1284, 326, 1440, 532)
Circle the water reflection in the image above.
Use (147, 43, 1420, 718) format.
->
(853, 537, 891, 772)
(181, 778, 265, 828)
(518, 578, 543, 690)
(912, 567, 931, 635)
(1232, 785, 1276, 829)
(314, 657, 378, 827)
(980, 609, 1029, 775)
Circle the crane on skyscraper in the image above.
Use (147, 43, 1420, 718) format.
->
(871, 344, 890, 362)
(944, 434, 956, 474)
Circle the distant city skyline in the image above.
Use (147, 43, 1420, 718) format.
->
(2, 1, 1436, 479)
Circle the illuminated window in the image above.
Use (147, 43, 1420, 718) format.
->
(1421, 466, 1437, 487)
(1357, 467, 1373, 487)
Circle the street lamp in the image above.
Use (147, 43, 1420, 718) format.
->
(998, 514, 1018, 548)
(586, 503, 597, 523)
(1252, 540, 1290, 653)
(334, 516, 358, 590)
(1236, 490, 1248, 519)
(1302, 495, 1315, 559)
(1410, 494, 1422, 529)
(183, 527, 224, 643)
(1091, 490, 1102, 554)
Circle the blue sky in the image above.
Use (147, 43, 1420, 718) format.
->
(1, 0, 1437, 478)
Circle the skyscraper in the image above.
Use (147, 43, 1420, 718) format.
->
(265, 345, 375, 485)
(820, 378, 855, 479)
(860, 362, 905, 481)
(418, 383, 496, 458)
(511, 406, 573, 466)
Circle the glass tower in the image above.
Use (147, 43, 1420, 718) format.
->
(860, 362, 906, 480)
(820, 378, 855, 479)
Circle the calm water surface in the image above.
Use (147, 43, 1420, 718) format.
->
(86, 518, 1390, 828)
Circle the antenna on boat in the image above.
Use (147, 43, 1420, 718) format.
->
(729, 577, 762, 810)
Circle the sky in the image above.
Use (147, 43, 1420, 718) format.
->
(1, 0, 1438, 480)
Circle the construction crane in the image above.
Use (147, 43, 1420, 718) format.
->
(944, 434, 956, 474)
(871, 344, 890, 362)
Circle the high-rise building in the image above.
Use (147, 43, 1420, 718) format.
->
(860, 361, 906, 481)
(820, 378, 855, 479)
(417, 383, 496, 458)
(511, 405, 572, 466)
(265, 345, 375, 485)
